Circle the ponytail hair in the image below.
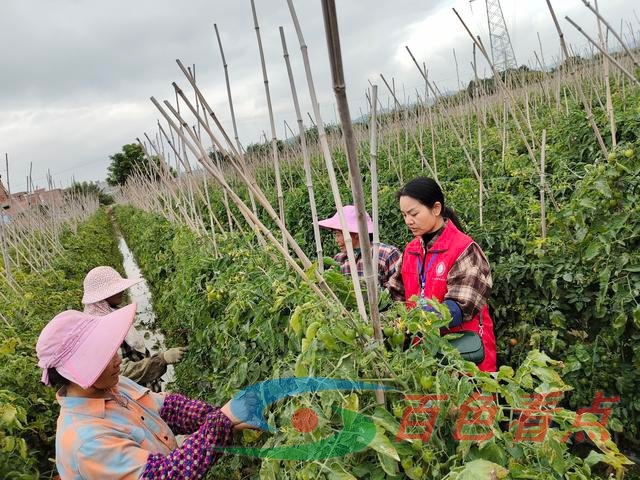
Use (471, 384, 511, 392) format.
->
(397, 177, 465, 233)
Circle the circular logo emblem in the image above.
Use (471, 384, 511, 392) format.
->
(435, 261, 446, 276)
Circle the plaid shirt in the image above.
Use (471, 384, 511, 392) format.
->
(55, 376, 232, 479)
(387, 221, 492, 322)
(334, 242, 402, 290)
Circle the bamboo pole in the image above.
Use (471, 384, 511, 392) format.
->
(542, 1, 608, 157)
(153, 96, 321, 274)
(405, 46, 487, 194)
(594, 0, 616, 148)
(172, 82, 236, 232)
(279, 26, 324, 272)
(370, 85, 381, 275)
(4, 154, 10, 201)
(565, 16, 640, 86)
(213, 24, 242, 153)
(321, 0, 384, 404)
(450, 10, 560, 209)
(582, 0, 640, 68)
(250, 0, 286, 251)
(151, 96, 349, 312)
(213, 24, 259, 217)
(540, 129, 547, 240)
(472, 44, 483, 226)
(286, 0, 369, 324)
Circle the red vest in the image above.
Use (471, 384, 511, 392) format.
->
(401, 220, 497, 372)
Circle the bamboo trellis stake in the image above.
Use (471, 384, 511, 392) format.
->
(472, 44, 484, 226)
(405, 46, 486, 194)
(370, 85, 381, 275)
(543, 1, 608, 157)
(540, 129, 547, 240)
(582, 0, 640, 69)
(172, 82, 237, 232)
(321, 0, 384, 404)
(250, 0, 286, 251)
(286, 0, 369, 324)
(594, 0, 616, 148)
(450, 9, 561, 209)
(279, 26, 324, 272)
(213, 23, 259, 217)
(565, 16, 640, 87)
(150, 96, 352, 314)
(154, 96, 320, 275)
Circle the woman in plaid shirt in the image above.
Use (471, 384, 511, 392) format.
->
(37, 304, 254, 479)
(387, 177, 497, 371)
(318, 205, 402, 290)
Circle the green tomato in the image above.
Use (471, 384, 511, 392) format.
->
(401, 458, 414, 471)
(624, 148, 634, 158)
(344, 328, 356, 341)
(419, 375, 434, 390)
(391, 331, 405, 348)
(383, 326, 394, 337)
(406, 466, 424, 480)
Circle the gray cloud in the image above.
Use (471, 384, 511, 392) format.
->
(0, 0, 633, 192)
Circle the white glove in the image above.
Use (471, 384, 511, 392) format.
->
(162, 346, 187, 364)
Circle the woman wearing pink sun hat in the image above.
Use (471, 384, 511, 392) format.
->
(36, 305, 253, 478)
(82, 266, 187, 392)
(318, 205, 402, 290)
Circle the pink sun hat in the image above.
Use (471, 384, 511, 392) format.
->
(82, 266, 142, 305)
(36, 303, 137, 389)
(318, 205, 374, 234)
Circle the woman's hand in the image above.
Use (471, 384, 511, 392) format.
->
(220, 392, 260, 430)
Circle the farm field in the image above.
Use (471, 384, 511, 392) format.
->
(1, 1, 640, 478)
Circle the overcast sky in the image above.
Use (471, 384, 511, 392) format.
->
(0, 0, 633, 192)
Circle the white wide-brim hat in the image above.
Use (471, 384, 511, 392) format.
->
(82, 266, 142, 304)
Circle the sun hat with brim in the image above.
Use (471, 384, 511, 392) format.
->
(82, 266, 142, 304)
(36, 303, 137, 389)
(317, 205, 374, 234)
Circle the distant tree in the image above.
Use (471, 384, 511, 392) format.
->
(67, 181, 114, 205)
(106, 143, 160, 186)
(245, 139, 285, 157)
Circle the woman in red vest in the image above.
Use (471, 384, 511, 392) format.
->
(387, 177, 497, 372)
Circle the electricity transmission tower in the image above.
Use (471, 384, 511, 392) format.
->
(471, 0, 518, 72)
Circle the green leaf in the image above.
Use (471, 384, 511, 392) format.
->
(324, 462, 358, 480)
(289, 306, 304, 336)
(455, 459, 509, 479)
(371, 407, 400, 436)
(376, 451, 400, 477)
(368, 426, 400, 461)
(583, 242, 600, 262)
(579, 197, 596, 209)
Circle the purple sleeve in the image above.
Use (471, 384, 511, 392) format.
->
(160, 393, 217, 435)
(140, 409, 233, 479)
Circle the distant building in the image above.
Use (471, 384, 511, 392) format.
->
(0, 176, 63, 219)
